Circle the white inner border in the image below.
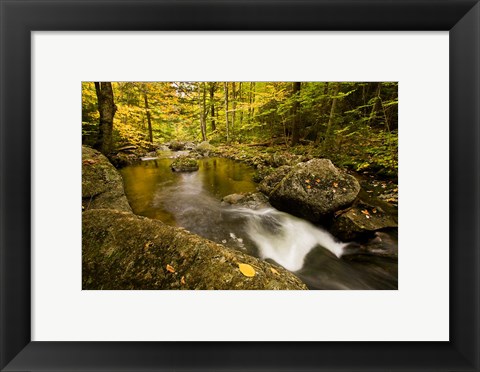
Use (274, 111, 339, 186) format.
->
(32, 32, 449, 341)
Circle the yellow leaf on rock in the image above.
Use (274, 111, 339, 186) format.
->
(166, 264, 175, 273)
(238, 263, 256, 277)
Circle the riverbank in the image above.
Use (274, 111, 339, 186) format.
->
(210, 143, 398, 207)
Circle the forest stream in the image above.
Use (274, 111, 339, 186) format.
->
(120, 155, 398, 290)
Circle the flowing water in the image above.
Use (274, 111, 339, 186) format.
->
(120, 156, 398, 289)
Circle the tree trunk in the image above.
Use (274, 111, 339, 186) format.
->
(199, 83, 207, 141)
(315, 82, 330, 144)
(290, 82, 302, 146)
(94, 82, 117, 154)
(368, 82, 382, 126)
(143, 92, 153, 143)
(232, 82, 236, 138)
(209, 83, 216, 131)
(238, 82, 243, 129)
(224, 82, 229, 142)
(324, 82, 341, 147)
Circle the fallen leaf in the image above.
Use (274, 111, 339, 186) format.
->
(342, 187, 347, 191)
(332, 189, 336, 193)
(238, 263, 256, 277)
(270, 267, 280, 275)
(305, 179, 310, 183)
(333, 182, 338, 187)
(316, 179, 320, 183)
(307, 185, 311, 189)
(372, 208, 377, 214)
(166, 264, 175, 273)
(181, 276, 186, 285)
(365, 215, 370, 219)
(361, 209, 370, 215)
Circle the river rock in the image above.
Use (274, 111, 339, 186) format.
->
(222, 192, 271, 210)
(184, 141, 196, 150)
(259, 159, 360, 222)
(82, 146, 132, 212)
(82, 209, 307, 290)
(195, 141, 214, 156)
(330, 202, 397, 241)
(171, 157, 199, 172)
(156, 144, 170, 152)
(169, 140, 185, 151)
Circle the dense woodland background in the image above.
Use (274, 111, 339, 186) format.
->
(82, 82, 398, 178)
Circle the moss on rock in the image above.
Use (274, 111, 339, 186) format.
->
(82, 146, 132, 212)
(259, 159, 360, 222)
(82, 209, 307, 290)
(171, 157, 199, 172)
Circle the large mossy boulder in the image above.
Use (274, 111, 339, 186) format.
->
(171, 157, 199, 172)
(82, 146, 132, 212)
(169, 140, 185, 151)
(259, 159, 360, 222)
(82, 209, 307, 290)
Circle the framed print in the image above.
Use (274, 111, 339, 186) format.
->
(1, 0, 479, 371)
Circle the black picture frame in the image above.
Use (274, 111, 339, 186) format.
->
(1, 0, 479, 371)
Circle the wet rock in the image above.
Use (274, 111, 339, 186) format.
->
(252, 165, 275, 183)
(184, 141, 196, 150)
(171, 157, 199, 172)
(156, 144, 170, 152)
(330, 202, 398, 241)
(82, 209, 307, 290)
(82, 146, 132, 212)
(222, 192, 271, 210)
(342, 231, 398, 260)
(259, 159, 360, 222)
(108, 152, 140, 168)
(169, 140, 185, 151)
(195, 141, 215, 156)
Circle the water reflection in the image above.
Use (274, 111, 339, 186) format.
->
(120, 157, 257, 225)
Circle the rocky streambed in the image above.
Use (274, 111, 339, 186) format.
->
(84, 140, 398, 290)
(82, 146, 307, 290)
